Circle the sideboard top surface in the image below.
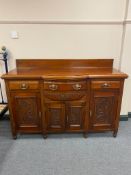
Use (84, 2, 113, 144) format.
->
(2, 59, 128, 80)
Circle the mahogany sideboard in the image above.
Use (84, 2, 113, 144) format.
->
(2, 59, 128, 139)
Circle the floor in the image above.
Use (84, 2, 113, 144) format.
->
(0, 118, 131, 175)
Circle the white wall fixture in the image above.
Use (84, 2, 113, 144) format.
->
(10, 31, 19, 39)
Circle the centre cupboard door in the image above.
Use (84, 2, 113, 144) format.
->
(45, 102, 65, 132)
(65, 101, 87, 131)
(44, 101, 87, 133)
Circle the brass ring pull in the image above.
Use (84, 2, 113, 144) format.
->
(101, 83, 111, 88)
(73, 84, 82, 90)
(49, 84, 58, 91)
(20, 83, 29, 90)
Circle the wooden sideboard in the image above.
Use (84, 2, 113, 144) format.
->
(2, 59, 128, 139)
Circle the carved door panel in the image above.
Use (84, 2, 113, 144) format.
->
(66, 101, 86, 131)
(45, 102, 65, 132)
(90, 90, 118, 131)
(11, 92, 41, 132)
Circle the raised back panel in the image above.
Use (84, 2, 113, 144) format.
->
(16, 59, 113, 70)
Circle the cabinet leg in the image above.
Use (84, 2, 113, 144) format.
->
(83, 132, 88, 138)
(113, 130, 118, 138)
(13, 135, 17, 140)
(43, 134, 48, 139)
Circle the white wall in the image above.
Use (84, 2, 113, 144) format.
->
(0, 0, 126, 21)
(0, 0, 130, 115)
(0, 24, 122, 69)
(127, 0, 131, 19)
(120, 0, 131, 114)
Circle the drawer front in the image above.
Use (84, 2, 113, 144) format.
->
(9, 81, 40, 90)
(44, 81, 87, 91)
(91, 81, 120, 89)
(44, 91, 86, 101)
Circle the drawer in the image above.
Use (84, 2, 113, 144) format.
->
(44, 91, 86, 101)
(9, 81, 40, 90)
(44, 81, 87, 91)
(91, 81, 120, 89)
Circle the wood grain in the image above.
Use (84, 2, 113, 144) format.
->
(2, 59, 128, 138)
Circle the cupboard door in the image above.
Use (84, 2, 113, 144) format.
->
(45, 102, 65, 132)
(66, 101, 86, 131)
(11, 92, 41, 132)
(90, 90, 118, 131)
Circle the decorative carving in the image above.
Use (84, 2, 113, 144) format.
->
(94, 97, 114, 124)
(66, 102, 85, 129)
(68, 107, 81, 125)
(49, 108, 61, 127)
(15, 97, 39, 126)
(46, 104, 65, 130)
(44, 91, 86, 101)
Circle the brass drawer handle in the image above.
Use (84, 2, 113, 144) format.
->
(20, 83, 29, 90)
(49, 84, 58, 91)
(101, 83, 111, 88)
(73, 84, 82, 90)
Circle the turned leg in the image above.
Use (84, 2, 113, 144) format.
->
(43, 134, 48, 139)
(83, 132, 88, 138)
(113, 130, 118, 138)
(13, 135, 17, 140)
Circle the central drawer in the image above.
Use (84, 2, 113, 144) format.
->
(43, 80, 87, 91)
(44, 91, 86, 101)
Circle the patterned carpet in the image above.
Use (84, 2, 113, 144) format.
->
(0, 118, 131, 175)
